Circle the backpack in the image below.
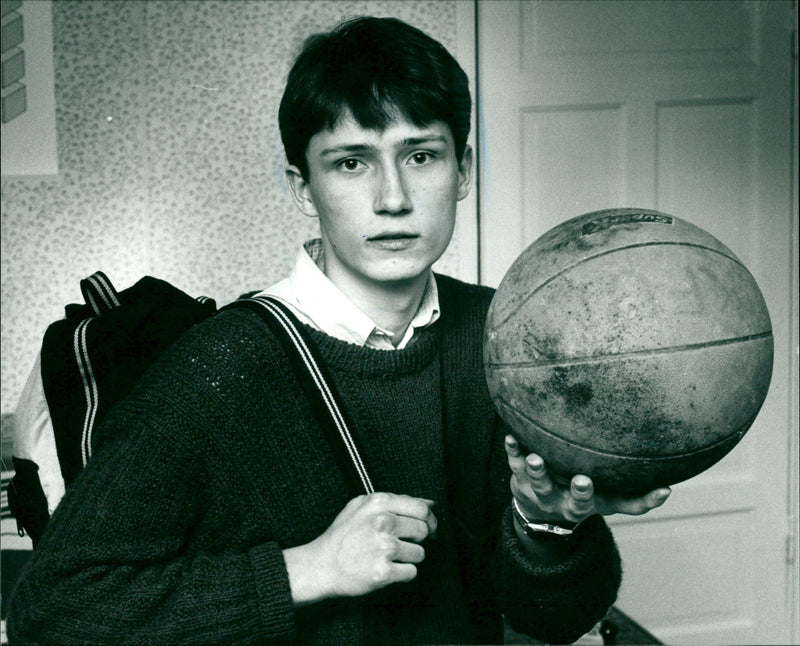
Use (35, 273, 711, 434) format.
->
(8, 271, 371, 547)
(7, 272, 218, 546)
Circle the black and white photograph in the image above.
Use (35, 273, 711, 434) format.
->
(1, 1, 797, 644)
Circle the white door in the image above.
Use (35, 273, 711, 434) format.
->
(477, 1, 798, 643)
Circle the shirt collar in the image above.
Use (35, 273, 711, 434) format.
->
(261, 239, 440, 349)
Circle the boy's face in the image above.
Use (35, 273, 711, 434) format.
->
(286, 110, 472, 294)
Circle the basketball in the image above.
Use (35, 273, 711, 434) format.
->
(484, 208, 773, 494)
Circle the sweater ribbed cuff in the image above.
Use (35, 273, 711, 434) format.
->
(249, 542, 297, 642)
(499, 508, 621, 643)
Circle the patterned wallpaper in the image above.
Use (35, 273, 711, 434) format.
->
(1, 0, 474, 413)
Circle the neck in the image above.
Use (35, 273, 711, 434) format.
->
(369, 280, 429, 344)
(326, 268, 430, 345)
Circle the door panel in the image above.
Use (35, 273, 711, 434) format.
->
(478, 2, 796, 643)
(656, 99, 759, 265)
(521, 106, 626, 239)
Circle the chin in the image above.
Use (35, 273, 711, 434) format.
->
(371, 266, 430, 286)
(361, 250, 443, 286)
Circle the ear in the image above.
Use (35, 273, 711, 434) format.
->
(285, 165, 319, 217)
(456, 145, 473, 201)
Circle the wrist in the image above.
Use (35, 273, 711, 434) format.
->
(511, 497, 580, 538)
(283, 542, 333, 608)
(509, 505, 576, 563)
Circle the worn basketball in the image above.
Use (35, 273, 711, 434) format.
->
(484, 208, 773, 494)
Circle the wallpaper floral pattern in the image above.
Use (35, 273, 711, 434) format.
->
(1, 0, 471, 412)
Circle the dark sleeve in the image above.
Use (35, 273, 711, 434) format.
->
(6, 357, 297, 645)
(490, 419, 622, 644)
(495, 509, 621, 644)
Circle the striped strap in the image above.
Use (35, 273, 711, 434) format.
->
(80, 271, 121, 316)
(74, 272, 122, 465)
(232, 296, 375, 496)
(73, 318, 99, 466)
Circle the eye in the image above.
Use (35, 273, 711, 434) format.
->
(338, 158, 366, 172)
(408, 152, 434, 166)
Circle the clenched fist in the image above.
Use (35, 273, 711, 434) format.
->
(283, 492, 438, 606)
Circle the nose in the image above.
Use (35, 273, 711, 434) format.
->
(373, 164, 412, 215)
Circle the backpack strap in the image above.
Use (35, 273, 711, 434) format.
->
(80, 271, 121, 316)
(229, 296, 375, 496)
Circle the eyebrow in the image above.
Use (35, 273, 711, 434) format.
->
(319, 135, 449, 157)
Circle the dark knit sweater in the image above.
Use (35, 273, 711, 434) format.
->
(7, 274, 621, 645)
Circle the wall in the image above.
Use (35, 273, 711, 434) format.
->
(0, 0, 474, 414)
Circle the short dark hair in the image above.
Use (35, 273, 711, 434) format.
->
(279, 16, 471, 179)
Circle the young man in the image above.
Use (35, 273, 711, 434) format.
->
(7, 17, 670, 645)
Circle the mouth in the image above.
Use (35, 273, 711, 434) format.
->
(366, 232, 420, 250)
(367, 232, 419, 241)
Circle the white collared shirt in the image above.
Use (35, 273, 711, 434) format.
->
(257, 239, 440, 350)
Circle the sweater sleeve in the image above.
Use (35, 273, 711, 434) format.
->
(6, 353, 298, 645)
(495, 508, 621, 644)
(485, 412, 621, 644)
(458, 410, 621, 644)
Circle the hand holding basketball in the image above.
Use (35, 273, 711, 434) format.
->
(505, 435, 670, 525)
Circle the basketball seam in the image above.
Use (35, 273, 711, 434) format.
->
(495, 395, 755, 460)
(492, 241, 749, 331)
(485, 330, 773, 370)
